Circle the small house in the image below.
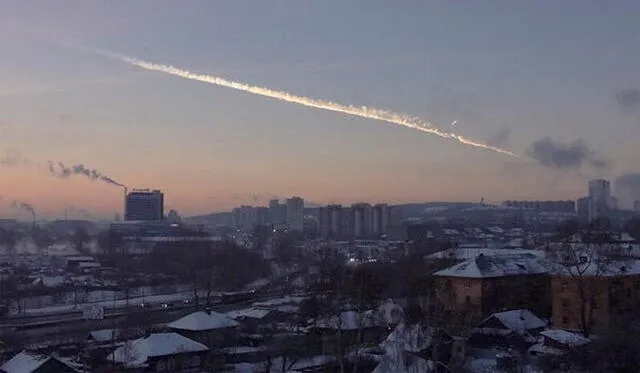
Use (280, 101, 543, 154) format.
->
(167, 310, 240, 347)
(469, 309, 546, 349)
(310, 310, 389, 354)
(108, 332, 208, 372)
(0, 350, 79, 373)
(529, 329, 590, 357)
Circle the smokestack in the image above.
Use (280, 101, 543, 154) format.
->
(123, 186, 128, 221)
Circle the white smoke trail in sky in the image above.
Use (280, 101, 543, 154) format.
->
(92, 48, 517, 157)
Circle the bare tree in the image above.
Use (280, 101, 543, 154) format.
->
(543, 219, 626, 337)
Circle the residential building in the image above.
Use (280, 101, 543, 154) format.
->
(232, 205, 257, 231)
(550, 261, 640, 334)
(372, 203, 391, 237)
(351, 202, 373, 238)
(167, 310, 240, 348)
(528, 329, 590, 357)
(588, 179, 613, 221)
(310, 310, 389, 354)
(433, 253, 551, 322)
(319, 204, 343, 238)
(576, 197, 590, 224)
(255, 206, 269, 226)
(125, 189, 164, 221)
(468, 309, 546, 350)
(0, 350, 79, 373)
(109, 332, 209, 372)
(268, 199, 285, 226)
(286, 196, 304, 232)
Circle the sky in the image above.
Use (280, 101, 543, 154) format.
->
(1, 0, 640, 219)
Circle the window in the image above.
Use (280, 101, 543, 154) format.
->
(561, 298, 571, 308)
(464, 280, 471, 288)
(562, 316, 569, 324)
(465, 296, 472, 305)
(590, 298, 598, 310)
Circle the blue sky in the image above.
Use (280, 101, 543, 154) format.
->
(1, 1, 639, 218)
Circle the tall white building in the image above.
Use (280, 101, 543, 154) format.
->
(285, 197, 304, 232)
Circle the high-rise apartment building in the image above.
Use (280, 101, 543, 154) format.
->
(232, 205, 257, 231)
(576, 197, 590, 223)
(268, 199, 286, 226)
(351, 203, 373, 238)
(286, 197, 304, 232)
(319, 204, 344, 238)
(588, 179, 613, 221)
(318, 202, 395, 239)
(125, 189, 164, 221)
(372, 203, 391, 236)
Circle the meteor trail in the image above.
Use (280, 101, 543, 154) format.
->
(92, 48, 517, 157)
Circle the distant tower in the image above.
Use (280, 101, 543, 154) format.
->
(285, 197, 304, 232)
(588, 179, 612, 221)
(125, 189, 164, 221)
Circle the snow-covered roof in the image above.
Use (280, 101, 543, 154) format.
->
(88, 329, 119, 343)
(434, 253, 549, 278)
(168, 311, 239, 331)
(32, 275, 66, 288)
(528, 343, 563, 356)
(480, 309, 546, 334)
(0, 350, 78, 373)
(226, 308, 270, 320)
(1, 351, 51, 373)
(427, 248, 544, 261)
(109, 333, 208, 368)
(540, 329, 590, 347)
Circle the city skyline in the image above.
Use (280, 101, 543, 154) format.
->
(1, 1, 640, 218)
